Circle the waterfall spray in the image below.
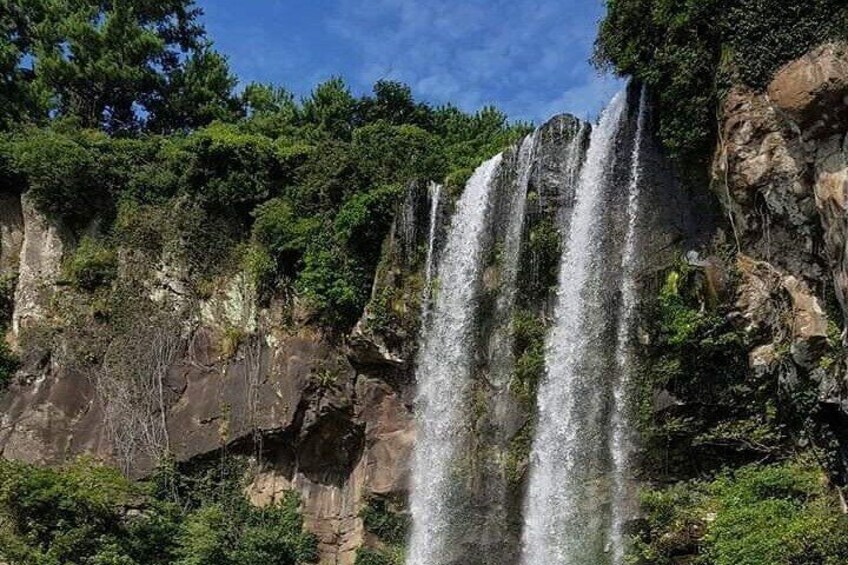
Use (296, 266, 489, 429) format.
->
(521, 92, 628, 565)
(609, 85, 648, 565)
(407, 155, 502, 565)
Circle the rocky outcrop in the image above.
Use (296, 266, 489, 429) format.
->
(717, 43, 848, 317)
(768, 43, 848, 130)
(11, 193, 68, 338)
(0, 313, 414, 565)
(716, 41, 848, 481)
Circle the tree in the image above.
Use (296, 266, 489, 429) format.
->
(300, 77, 357, 140)
(0, 0, 50, 129)
(146, 44, 241, 132)
(2, 0, 237, 132)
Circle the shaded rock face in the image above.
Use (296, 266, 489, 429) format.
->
(716, 41, 848, 481)
(0, 192, 23, 273)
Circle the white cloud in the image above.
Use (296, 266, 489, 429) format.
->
(326, 0, 623, 122)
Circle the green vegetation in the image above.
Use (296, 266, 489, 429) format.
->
(0, 457, 317, 565)
(0, 272, 17, 388)
(355, 496, 408, 565)
(633, 256, 848, 563)
(0, 0, 527, 327)
(510, 309, 547, 402)
(63, 236, 118, 292)
(633, 459, 848, 565)
(594, 0, 848, 172)
(637, 264, 783, 478)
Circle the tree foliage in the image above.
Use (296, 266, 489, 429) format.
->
(633, 459, 848, 565)
(0, 0, 236, 132)
(594, 0, 848, 172)
(0, 70, 526, 326)
(0, 458, 317, 565)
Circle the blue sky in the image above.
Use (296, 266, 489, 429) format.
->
(199, 0, 623, 124)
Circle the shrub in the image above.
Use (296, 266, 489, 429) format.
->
(179, 123, 281, 213)
(356, 496, 407, 565)
(175, 492, 317, 565)
(0, 458, 318, 565)
(297, 246, 365, 328)
(355, 548, 403, 565)
(252, 198, 320, 276)
(360, 496, 409, 546)
(632, 460, 848, 565)
(5, 129, 105, 225)
(64, 236, 118, 292)
(334, 184, 402, 263)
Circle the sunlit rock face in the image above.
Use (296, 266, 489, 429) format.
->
(714, 41, 848, 487)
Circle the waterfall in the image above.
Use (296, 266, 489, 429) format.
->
(610, 86, 648, 565)
(407, 154, 503, 565)
(422, 182, 443, 322)
(520, 91, 628, 565)
(488, 132, 537, 388)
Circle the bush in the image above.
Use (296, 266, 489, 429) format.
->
(5, 129, 105, 225)
(180, 123, 281, 213)
(252, 198, 319, 276)
(704, 462, 848, 565)
(297, 246, 366, 328)
(0, 458, 318, 565)
(632, 460, 848, 565)
(64, 236, 118, 292)
(0, 458, 164, 565)
(360, 496, 409, 546)
(356, 496, 407, 565)
(355, 548, 403, 565)
(176, 493, 317, 565)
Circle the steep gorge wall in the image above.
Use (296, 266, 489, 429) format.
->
(712, 41, 848, 481)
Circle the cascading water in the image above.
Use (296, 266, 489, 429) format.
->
(488, 132, 537, 388)
(521, 91, 629, 565)
(422, 182, 443, 322)
(610, 86, 648, 565)
(407, 154, 502, 565)
(407, 89, 653, 565)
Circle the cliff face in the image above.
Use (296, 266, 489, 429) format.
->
(1, 40, 847, 564)
(0, 202, 414, 563)
(0, 114, 587, 564)
(713, 41, 848, 482)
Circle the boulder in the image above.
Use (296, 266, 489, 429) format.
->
(768, 42, 848, 129)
